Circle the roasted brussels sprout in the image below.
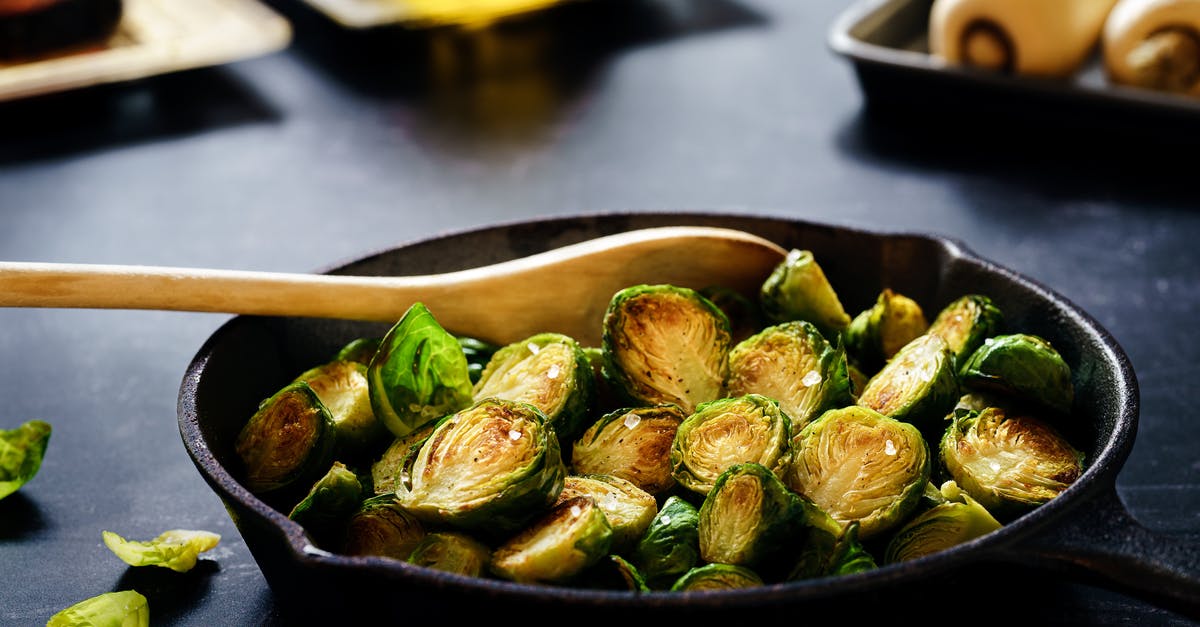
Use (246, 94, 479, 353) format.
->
(601, 284, 732, 414)
(407, 531, 492, 577)
(725, 320, 853, 431)
(630, 495, 701, 590)
(670, 394, 793, 497)
(925, 294, 1004, 364)
(295, 359, 386, 458)
(101, 529, 221, 573)
(958, 333, 1075, 415)
(670, 563, 764, 591)
(369, 420, 438, 496)
(235, 381, 336, 498)
(759, 249, 852, 339)
(556, 474, 657, 552)
(855, 333, 960, 435)
(490, 496, 614, 584)
(697, 462, 809, 573)
(883, 480, 1002, 563)
(787, 520, 876, 580)
(458, 335, 499, 384)
(342, 494, 427, 560)
(473, 332, 595, 443)
(787, 405, 930, 540)
(578, 554, 652, 592)
(571, 404, 684, 496)
(941, 406, 1083, 517)
(844, 288, 929, 373)
(367, 302, 474, 438)
(0, 419, 50, 500)
(48, 590, 149, 627)
(701, 285, 766, 344)
(394, 398, 566, 537)
(288, 461, 363, 541)
(334, 337, 381, 365)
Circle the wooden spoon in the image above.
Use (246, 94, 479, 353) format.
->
(0, 226, 788, 346)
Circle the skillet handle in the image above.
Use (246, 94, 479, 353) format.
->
(1004, 485, 1200, 620)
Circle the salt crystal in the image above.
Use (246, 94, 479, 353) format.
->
(660, 515, 671, 525)
(527, 343, 541, 355)
(570, 505, 583, 517)
(623, 412, 642, 429)
(546, 364, 561, 380)
(884, 439, 897, 456)
(802, 371, 822, 387)
(509, 430, 522, 440)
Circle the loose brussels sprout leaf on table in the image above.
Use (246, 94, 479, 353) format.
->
(856, 333, 960, 436)
(570, 403, 684, 496)
(725, 320, 853, 431)
(670, 563, 764, 591)
(556, 474, 657, 553)
(368, 302, 474, 439)
(759, 248, 852, 339)
(941, 405, 1084, 517)
(394, 397, 566, 538)
(341, 494, 427, 559)
(0, 419, 51, 501)
(472, 332, 595, 443)
(601, 284, 732, 414)
(48, 590, 149, 627)
(234, 381, 336, 499)
(490, 495, 613, 584)
(407, 531, 492, 577)
(787, 405, 931, 540)
(102, 529, 221, 573)
(630, 495, 701, 590)
(958, 333, 1075, 416)
(670, 393, 792, 497)
(844, 288, 929, 374)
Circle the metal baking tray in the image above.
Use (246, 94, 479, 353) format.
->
(0, 0, 291, 103)
(828, 0, 1200, 130)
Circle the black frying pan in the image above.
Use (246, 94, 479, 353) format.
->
(177, 212, 1199, 623)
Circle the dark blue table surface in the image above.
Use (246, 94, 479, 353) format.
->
(0, 1, 1196, 624)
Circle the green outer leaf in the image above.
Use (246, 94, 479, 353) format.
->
(959, 333, 1074, 415)
(102, 529, 221, 573)
(670, 563, 764, 591)
(288, 461, 363, 534)
(0, 419, 51, 500)
(48, 590, 149, 627)
(368, 303, 475, 438)
(758, 249, 852, 338)
(334, 337, 381, 365)
(630, 495, 700, 590)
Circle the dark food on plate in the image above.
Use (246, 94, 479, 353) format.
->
(0, 0, 123, 61)
(231, 247, 1085, 592)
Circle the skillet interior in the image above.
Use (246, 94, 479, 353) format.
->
(178, 211, 1136, 622)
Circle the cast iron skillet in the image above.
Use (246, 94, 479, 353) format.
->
(178, 211, 1199, 623)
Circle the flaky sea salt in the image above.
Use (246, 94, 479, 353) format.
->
(884, 439, 897, 456)
(546, 364, 561, 380)
(527, 343, 541, 354)
(802, 370, 822, 387)
(509, 430, 522, 440)
(623, 412, 642, 429)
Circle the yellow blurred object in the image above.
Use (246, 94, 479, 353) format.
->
(1103, 0, 1200, 96)
(402, 0, 562, 28)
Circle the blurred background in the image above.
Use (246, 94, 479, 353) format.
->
(0, 0, 1196, 624)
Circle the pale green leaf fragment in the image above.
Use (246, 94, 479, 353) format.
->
(102, 529, 221, 573)
(0, 419, 52, 500)
(47, 589, 149, 627)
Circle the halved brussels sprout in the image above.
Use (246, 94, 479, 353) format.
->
(926, 294, 1004, 364)
(670, 394, 793, 497)
(788, 520, 877, 581)
(670, 563, 764, 591)
(0, 419, 51, 500)
(295, 359, 387, 458)
(578, 554, 651, 592)
(490, 495, 614, 584)
(958, 334, 1075, 415)
(855, 333, 960, 435)
(787, 405, 930, 540)
(458, 336, 499, 384)
(235, 381, 336, 498)
(394, 398, 566, 537)
(844, 289, 929, 373)
(473, 332, 595, 443)
(288, 461, 363, 541)
(701, 285, 766, 344)
(941, 406, 1083, 516)
(759, 249, 852, 339)
(407, 531, 492, 577)
(369, 420, 438, 496)
(571, 404, 684, 496)
(697, 462, 808, 573)
(601, 284, 732, 414)
(556, 474, 657, 553)
(725, 320, 853, 431)
(630, 495, 701, 590)
(367, 302, 474, 439)
(341, 494, 427, 560)
(334, 337, 381, 365)
(883, 480, 1002, 563)
(101, 529, 221, 573)
(48, 590, 149, 627)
